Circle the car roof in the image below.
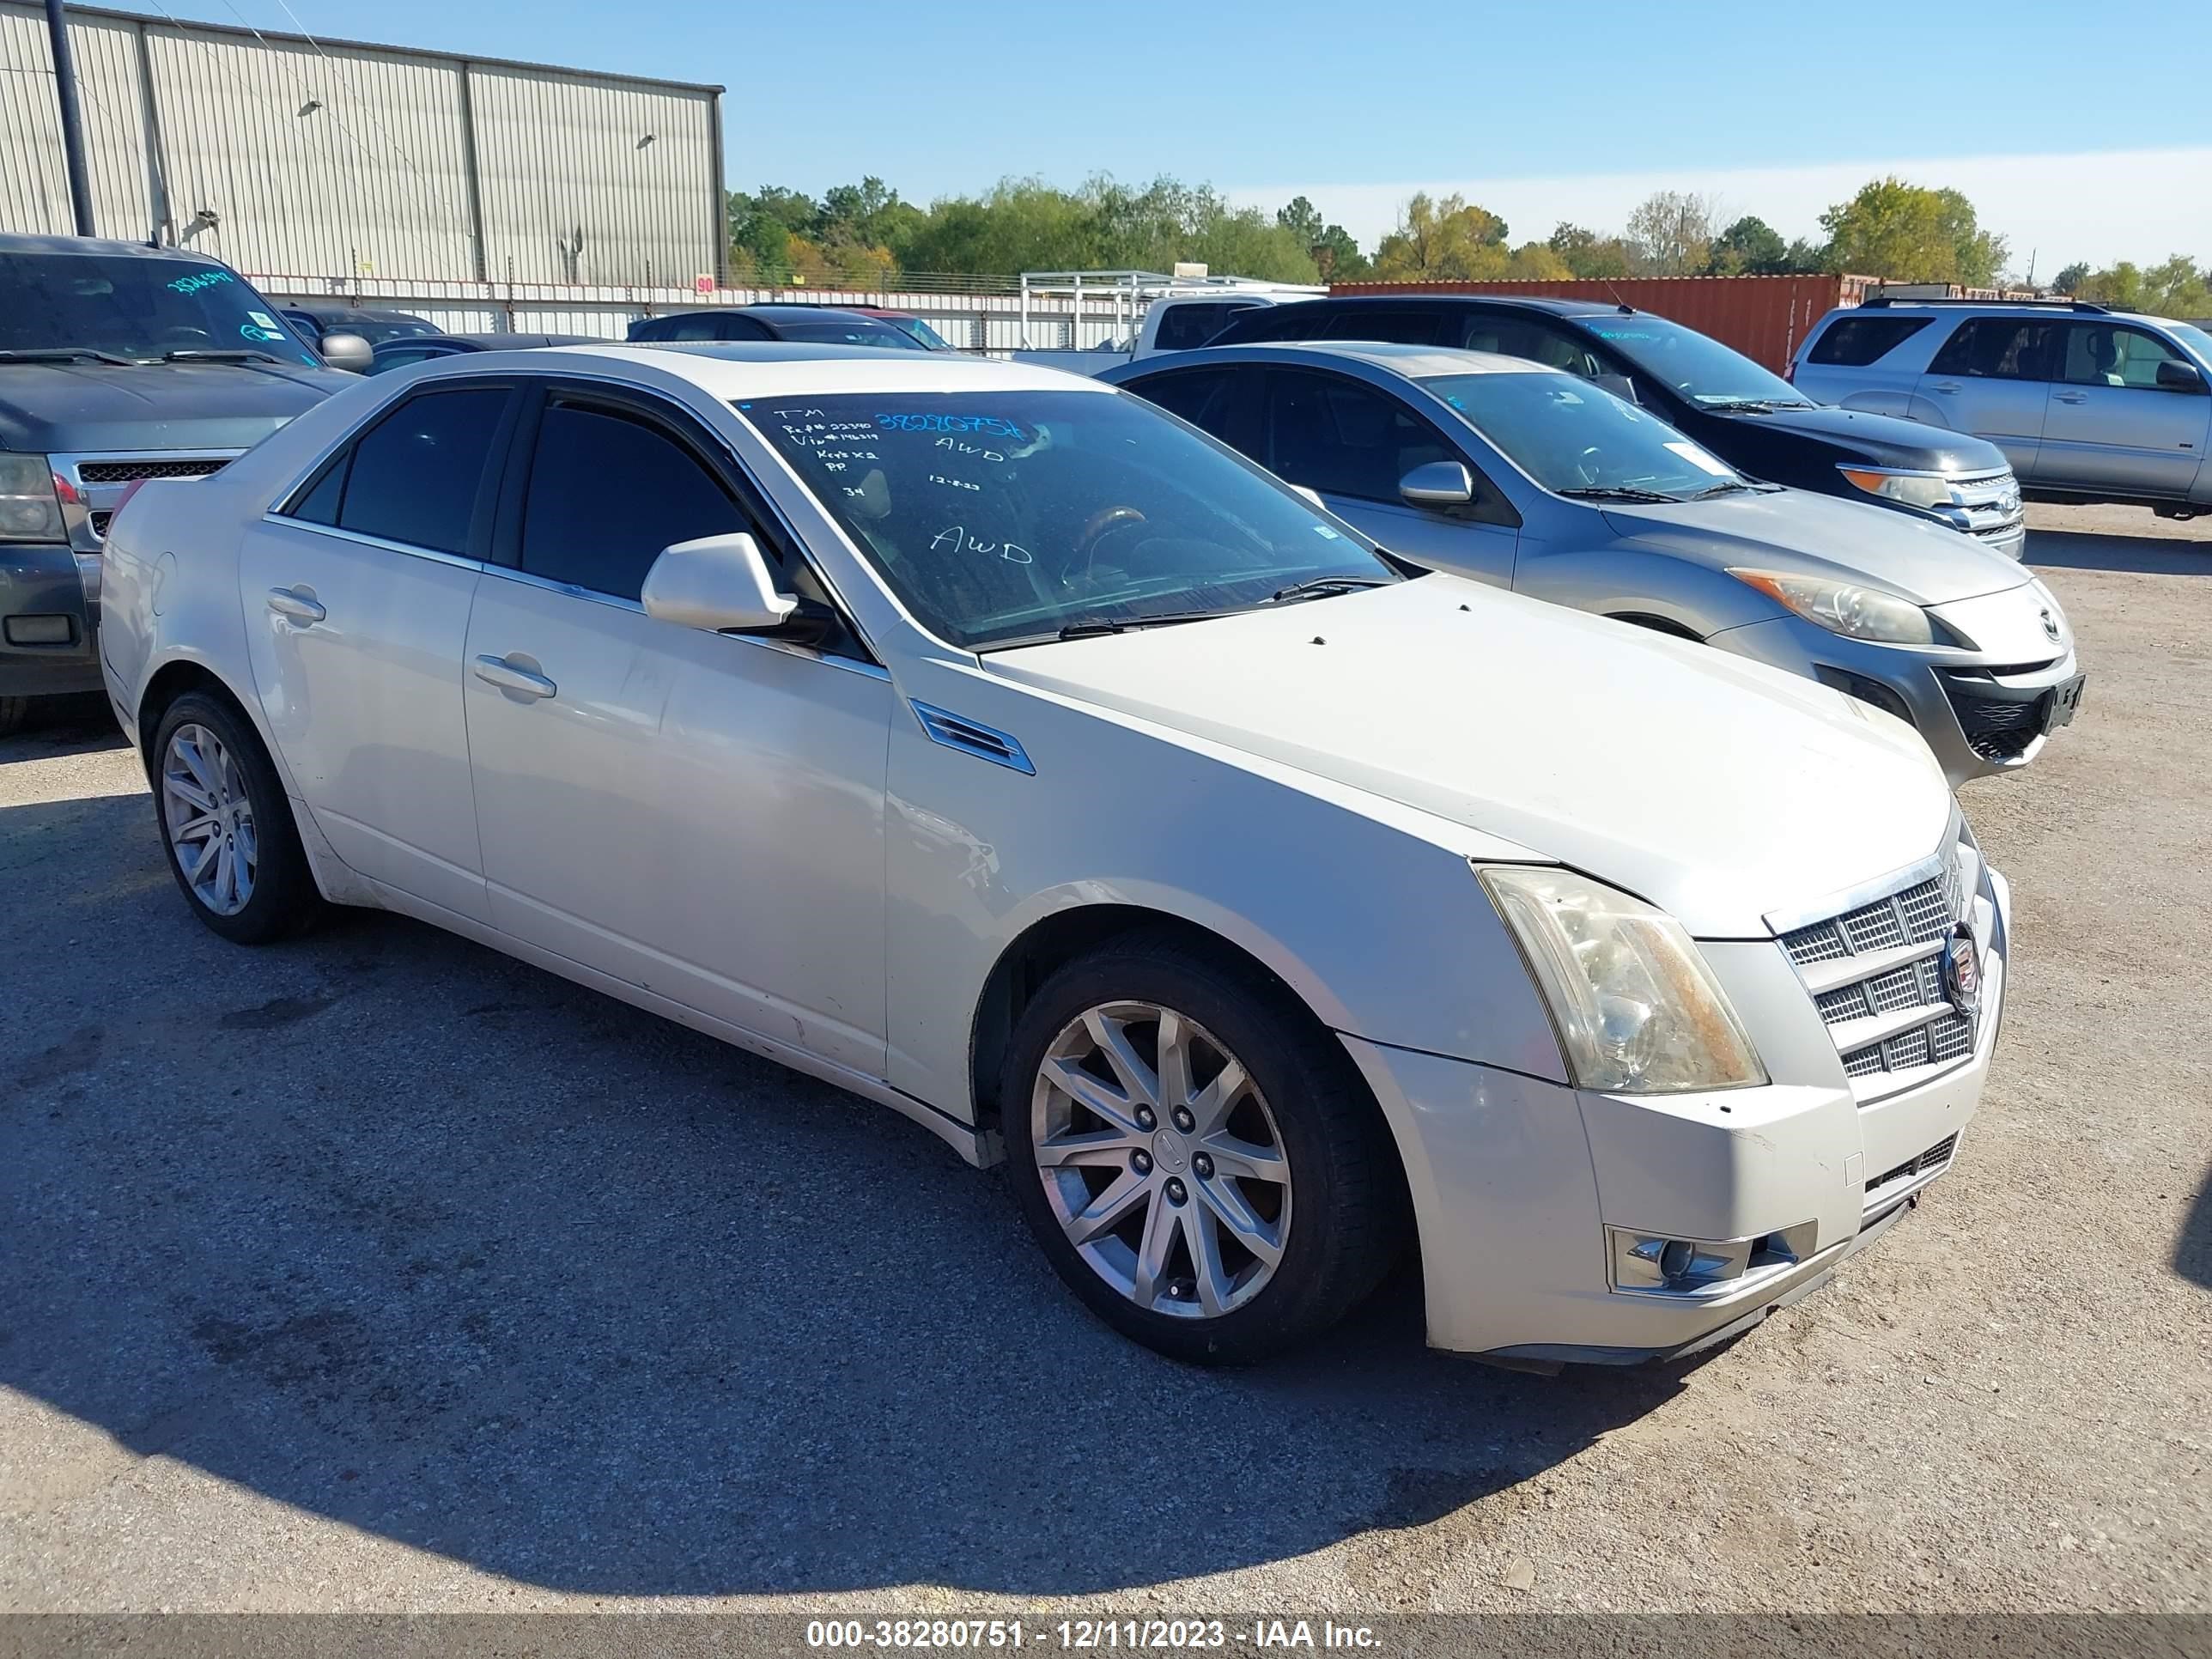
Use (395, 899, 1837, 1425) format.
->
(1292, 293, 1622, 319)
(1853, 300, 2171, 329)
(500, 340, 1113, 396)
(1146, 341, 1553, 379)
(0, 232, 234, 263)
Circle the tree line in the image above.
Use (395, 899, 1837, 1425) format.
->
(727, 174, 2209, 317)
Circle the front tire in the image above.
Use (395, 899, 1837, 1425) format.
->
(1001, 931, 1407, 1364)
(151, 691, 325, 944)
(0, 696, 30, 737)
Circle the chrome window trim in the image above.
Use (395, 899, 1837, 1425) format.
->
(256, 513, 485, 574)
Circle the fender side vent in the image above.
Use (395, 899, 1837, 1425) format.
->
(910, 701, 1035, 775)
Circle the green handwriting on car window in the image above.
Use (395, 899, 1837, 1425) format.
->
(167, 270, 235, 295)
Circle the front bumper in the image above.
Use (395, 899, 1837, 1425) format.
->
(1340, 865, 2009, 1364)
(1709, 613, 2078, 786)
(0, 542, 101, 700)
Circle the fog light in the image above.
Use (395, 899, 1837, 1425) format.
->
(1658, 1239, 1696, 1280)
(1608, 1222, 1817, 1296)
(4, 614, 73, 646)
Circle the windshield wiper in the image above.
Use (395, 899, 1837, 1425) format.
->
(1701, 398, 1817, 413)
(1556, 485, 1684, 503)
(1688, 479, 1757, 498)
(163, 348, 281, 363)
(0, 346, 137, 366)
(1054, 611, 1233, 640)
(1266, 575, 1392, 605)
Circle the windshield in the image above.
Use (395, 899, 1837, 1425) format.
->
(777, 320, 926, 349)
(0, 252, 319, 366)
(741, 390, 1399, 649)
(1423, 371, 1747, 497)
(1580, 315, 1805, 407)
(2167, 322, 2212, 364)
(884, 315, 953, 350)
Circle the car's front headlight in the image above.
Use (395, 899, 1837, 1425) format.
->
(1727, 567, 1936, 645)
(0, 453, 66, 543)
(1837, 465, 1960, 512)
(1478, 866, 1765, 1094)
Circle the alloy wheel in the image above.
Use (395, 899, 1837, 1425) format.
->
(1030, 1000, 1292, 1318)
(161, 722, 258, 916)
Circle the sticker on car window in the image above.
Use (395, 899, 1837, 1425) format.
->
(1664, 441, 1733, 477)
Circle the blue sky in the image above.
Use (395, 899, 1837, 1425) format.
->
(212, 0, 2212, 266)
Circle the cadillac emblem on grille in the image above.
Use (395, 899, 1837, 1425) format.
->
(1943, 923, 1982, 1020)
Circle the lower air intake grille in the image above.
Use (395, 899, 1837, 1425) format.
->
(1867, 1133, 1958, 1195)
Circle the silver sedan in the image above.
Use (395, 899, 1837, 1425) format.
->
(1106, 343, 2084, 786)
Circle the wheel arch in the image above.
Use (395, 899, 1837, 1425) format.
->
(137, 659, 256, 789)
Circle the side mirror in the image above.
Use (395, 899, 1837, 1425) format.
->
(1400, 460, 1475, 508)
(2155, 358, 2206, 393)
(1591, 372, 1640, 405)
(319, 331, 373, 374)
(641, 532, 798, 633)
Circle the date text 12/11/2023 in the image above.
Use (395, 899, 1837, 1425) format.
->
(805, 1619, 1382, 1650)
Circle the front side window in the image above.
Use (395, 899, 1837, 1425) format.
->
(1928, 319, 2057, 381)
(1447, 314, 1603, 374)
(1420, 371, 1747, 498)
(1125, 367, 1242, 434)
(325, 386, 509, 553)
(0, 252, 319, 366)
(2059, 323, 2182, 389)
(1807, 315, 1934, 367)
(520, 401, 745, 601)
(1264, 369, 1458, 502)
(773, 319, 924, 349)
(1579, 315, 1807, 407)
(740, 390, 1397, 649)
(1152, 302, 1250, 352)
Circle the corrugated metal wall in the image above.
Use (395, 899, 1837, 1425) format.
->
(1329, 275, 1878, 371)
(0, 3, 720, 289)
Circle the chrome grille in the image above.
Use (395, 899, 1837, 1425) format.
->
(1780, 863, 1977, 1097)
(75, 458, 230, 483)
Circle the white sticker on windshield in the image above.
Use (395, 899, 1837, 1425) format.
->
(1664, 441, 1733, 477)
(248, 311, 279, 330)
(1312, 524, 1342, 540)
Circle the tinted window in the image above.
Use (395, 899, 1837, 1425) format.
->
(1127, 367, 1240, 434)
(1420, 371, 1745, 496)
(772, 319, 923, 349)
(1329, 307, 1443, 346)
(741, 391, 1395, 650)
(520, 402, 744, 601)
(366, 344, 445, 374)
(1446, 313, 1603, 374)
(1928, 319, 2057, 381)
(1581, 316, 1805, 406)
(0, 252, 319, 366)
(1153, 302, 1254, 352)
(1808, 315, 1934, 366)
(336, 386, 507, 553)
(290, 454, 348, 525)
(2059, 322, 2182, 388)
(1211, 303, 1331, 343)
(1264, 369, 1456, 502)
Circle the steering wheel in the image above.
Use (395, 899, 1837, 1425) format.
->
(1059, 505, 1149, 587)
(1573, 444, 1608, 487)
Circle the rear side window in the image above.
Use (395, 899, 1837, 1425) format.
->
(1807, 315, 1934, 366)
(1152, 301, 1255, 352)
(520, 400, 745, 601)
(325, 386, 508, 553)
(1212, 304, 1331, 343)
(1448, 314, 1600, 374)
(1264, 368, 1457, 502)
(1329, 307, 1443, 346)
(1928, 319, 2057, 381)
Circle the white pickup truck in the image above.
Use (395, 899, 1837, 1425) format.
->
(1009, 270, 1322, 375)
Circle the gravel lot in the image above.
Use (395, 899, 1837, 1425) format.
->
(1, 502, 2206, 1616)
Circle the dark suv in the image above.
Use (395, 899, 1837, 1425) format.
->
(1, 234, 350, 733)
(1211, 295, 2026, 559)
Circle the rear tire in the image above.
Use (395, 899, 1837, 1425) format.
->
(0, 696, 30, 737)
(150, 691, 325, 944)
(1001, 929, 1407, 1364)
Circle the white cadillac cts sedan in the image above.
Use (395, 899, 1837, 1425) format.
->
(100, 345, 2009, 1367)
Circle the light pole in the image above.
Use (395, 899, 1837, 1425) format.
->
(43, 0, 95, 235)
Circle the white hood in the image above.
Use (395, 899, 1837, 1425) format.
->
(988, 576, 1953, 938)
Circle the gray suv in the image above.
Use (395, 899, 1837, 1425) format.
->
(1791, 299, 2212, 520)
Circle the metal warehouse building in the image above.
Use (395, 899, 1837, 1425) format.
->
(0, 3, 726, 288)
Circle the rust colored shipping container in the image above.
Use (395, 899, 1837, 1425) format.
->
(1328, 274, 1876, 373)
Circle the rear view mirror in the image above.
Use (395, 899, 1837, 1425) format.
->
(1400, 460, 1475, 507)
(319, 331, 373, 374)
(2155, 358, 2206, 393)
(641, 532, 798, 633)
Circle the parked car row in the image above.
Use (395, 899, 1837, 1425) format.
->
(98, 338, 2013, 1370)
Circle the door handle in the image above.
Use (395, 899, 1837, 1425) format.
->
(266, 586, 325, 624)
(1929, 382, 1960, 394)
(2053, 392, 2088, 404)
(472, 653, 556, 700)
